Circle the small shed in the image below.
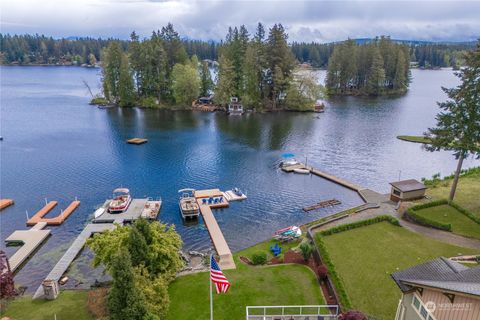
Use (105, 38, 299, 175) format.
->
(389, 179, 427, 202)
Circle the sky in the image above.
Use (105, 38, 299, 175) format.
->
(1, 0, 479, 43)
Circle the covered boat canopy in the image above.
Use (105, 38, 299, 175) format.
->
(178, 188, 196, 194)
(113, 188, 130, 194)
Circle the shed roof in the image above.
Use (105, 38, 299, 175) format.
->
(391, 257, 480, 297)
(389, 179, 426, 192)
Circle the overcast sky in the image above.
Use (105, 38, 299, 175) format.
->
(1, 0, 479, 42)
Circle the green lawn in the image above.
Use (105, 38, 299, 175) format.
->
(397, 135, 431, 144)
(317, 222, 478, 320)
(167, 264, 323, 319)
(1, 290, 93, 320)
(415, 204, 480, 239)
(426, 172, 480, 217)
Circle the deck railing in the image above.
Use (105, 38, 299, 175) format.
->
(246, 305, 339, 319)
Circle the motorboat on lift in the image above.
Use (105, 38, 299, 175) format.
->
(108, 188, 132, 213)
(178, 188, 200, 219)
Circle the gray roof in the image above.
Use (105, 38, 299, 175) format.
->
(389, 179, 426, 192)
(391, 257, 480, 297)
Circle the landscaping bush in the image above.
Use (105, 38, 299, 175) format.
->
(405, 210, 452, 231)
(315, 235, 352, 310)
(339, 310, 368, 320)
(320, 215, 400, 236)
(251, 251, 267, 265)
(299, 242, 313, 262)
(450, 201, 480, 224)
(87, 288, 109, 319)
(318, 265, 328, 280)
(409, 199, 448, 211)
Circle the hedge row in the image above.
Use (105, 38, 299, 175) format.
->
(319, 215, 400, 236)
(408, 199, 449, 211)
(405, 210, 452, 231)
(314, 215, 401, 310)
(449, 201, 480, 225)
(315, 234, 352, 310)
(422, 166, 480, 186)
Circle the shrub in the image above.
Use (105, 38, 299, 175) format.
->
(299, 242, 313, 262)
(251, 251, 267, 265)
(318, 265, 328, 280)
(450, 201, 480, 224)
(87, 288, 109, 319)
(90, 96, 108, 106)
(405, 210, 452, 231)
(138, 96, 158, 108)
(320, 215, 400, 236)
(339, 310, 368, 320)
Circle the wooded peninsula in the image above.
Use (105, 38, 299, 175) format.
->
(0, 26, 475, 110)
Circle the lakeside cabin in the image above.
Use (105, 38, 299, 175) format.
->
(389, 179, 427, 202)
(227, 97, 244, 115)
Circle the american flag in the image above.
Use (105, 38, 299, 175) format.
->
(210, 255, 230, 294)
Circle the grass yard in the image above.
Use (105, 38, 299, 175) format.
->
(1, 290, 92, 320)
(167, 242, 325, 320)
(426, 171, 480, 217)
(415, 204, 480, 239)
(317, 221, 478, 320)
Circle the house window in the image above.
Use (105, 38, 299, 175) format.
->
(393, 189, 401, 196)
(413, 296, 421, 310)
(420, 306, 428, 319)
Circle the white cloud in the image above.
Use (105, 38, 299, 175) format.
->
(1, 0, 479, 42)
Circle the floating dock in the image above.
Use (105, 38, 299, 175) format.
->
(27, 200, 80, 226)
(0, 199, 14, 210)
(5, 222, 51, 273)
(127, 138, 148, 145)
(303, 199, 341, 212)
(33, 197, 161, 299)
(281, 163, 364, 192)
(194, 189, 235, 270)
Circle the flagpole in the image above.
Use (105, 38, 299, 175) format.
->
(210, 254, 213, 320)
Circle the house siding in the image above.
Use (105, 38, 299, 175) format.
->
(396, 290, 480, 320)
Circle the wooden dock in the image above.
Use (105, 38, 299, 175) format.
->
(27, 201, 80, 226)
(33, 223, 116, 299)
(5, 222, 51, 273)
(0, 199, 14, 210)
(282, 163, 364, 192)
(193, 189, 235, 270)
(127, 138, 148, 145)
(197, 204, 235, 270)
(303, 199, 341, 212)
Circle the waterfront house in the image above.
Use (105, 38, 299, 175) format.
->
(227, 97, 244, 115)
(391, 257, 480, 320)
(389, 179, 426, 202)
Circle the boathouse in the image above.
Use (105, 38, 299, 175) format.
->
(389, 179, 426, 202)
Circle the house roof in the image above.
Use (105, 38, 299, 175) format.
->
(389, 179, 426, 192)
(391, 257, 480, 297)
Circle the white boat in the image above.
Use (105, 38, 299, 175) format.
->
(280, 158, 300, 168)
(178, 189, 200, 219)
(293, 168, 310, 174)
(94, 207, 105, 219)
(108, 188, 132, 213)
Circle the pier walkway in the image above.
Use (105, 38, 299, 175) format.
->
(194, 189, 235, 270)
(33, 223, 115, 299)
(5, 222, 51, 272)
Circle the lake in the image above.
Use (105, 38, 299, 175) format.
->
(1, 66, 478, 290)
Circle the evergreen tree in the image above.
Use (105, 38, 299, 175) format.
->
(199, 60, 213, 97)
(128, 225, 149, 267)
(108, 249, 147, 320)
(102, 42, 123, 103)
(214, 55, 236, 105)
(118, 54, 136, 107)
(425, 42, 480, 201)
(366, 46, 386, 96)
(393, 50, 407, 91)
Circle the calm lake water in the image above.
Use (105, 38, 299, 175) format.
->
(1, 66, 478, 290)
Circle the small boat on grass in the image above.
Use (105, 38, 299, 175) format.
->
(293, 168, 310, 174)
(179, 189, 200, 219)
(274, 225, 302, 241)
(108, 188, 132, 213)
